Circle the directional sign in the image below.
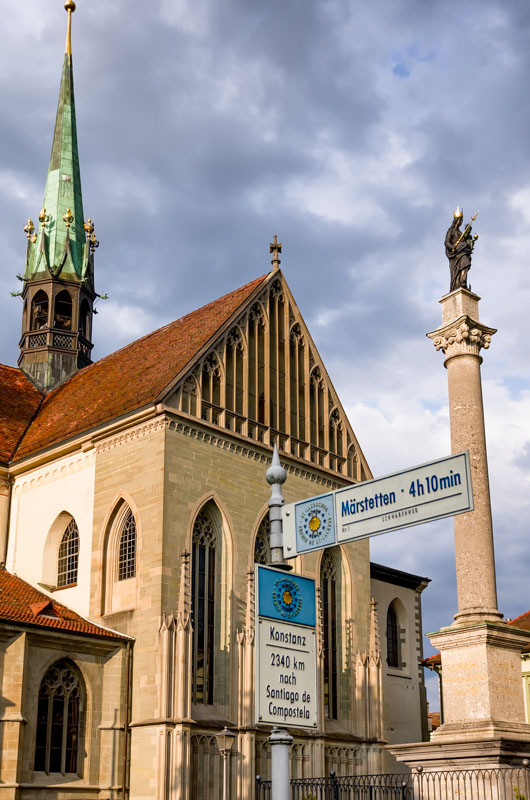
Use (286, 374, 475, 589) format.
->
(255, 565, 318, 729)
(282, 452, 473, 558)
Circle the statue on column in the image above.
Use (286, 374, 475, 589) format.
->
(445, 207, 478, 292)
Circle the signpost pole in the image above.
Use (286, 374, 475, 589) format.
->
(270, 728, 294, 800)
(266, 445, 292, 800)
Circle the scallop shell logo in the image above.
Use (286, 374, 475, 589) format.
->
(272, 578, 302, 619)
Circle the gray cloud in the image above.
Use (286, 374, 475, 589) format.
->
(2, 0, 530, 711)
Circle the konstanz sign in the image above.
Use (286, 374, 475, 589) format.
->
(282, 452, 473, 558)
(255, 565, 318, 729)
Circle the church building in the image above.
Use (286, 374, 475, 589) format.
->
(0, 5, 429, 799)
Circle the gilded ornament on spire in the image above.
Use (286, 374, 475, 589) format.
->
(23, 219, 35, 240)
(84, 218, 99, 253)
(65, 1, 76, 58)
(63, 208, 74, 229)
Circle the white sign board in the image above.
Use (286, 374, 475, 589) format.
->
(255, 565, 318, 729)
(283, 452, 473, 558)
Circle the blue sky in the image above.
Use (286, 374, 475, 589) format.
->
(1, 0, 530, 711)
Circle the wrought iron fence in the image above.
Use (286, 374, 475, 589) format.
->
(256, 771, 412, 800)
(256, 766, 530, 800)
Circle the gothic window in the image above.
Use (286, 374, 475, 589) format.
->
(191, 508, 217, 705)
(201, 354, 221, 425)
(254, 516, 271, 565)
(34, 661, 82, 775)
(79, 299, 91, 339)
(386, 603, 400, 668)
(118, 508, 137, 581)
(31, 290, 49, 330)
(248, 303, 265, 425)
(320, 551, 338, 719)
(289, 324, 306, 447)
(225, 327, 244, 418)
(310, 369, 325, 455)
(53, 290, 73, 330)
(329, 408, 343, 456)
(57, 519, 79, 587)
(268, 284, 286, 433)
(181, 376, 198, 416)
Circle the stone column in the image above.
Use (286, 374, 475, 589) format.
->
(427, 288, 500, 625)
(389, 287, 530, 769)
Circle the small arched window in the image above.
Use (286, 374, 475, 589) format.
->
(321, 550, 338, 719)
(118, 509, 137, 581)
(57, 519, 79, 588)
(386, 603, 400, 668)
(191, 507, 217, 705)
(34, 661, 82, 775)
(53, 290, 73, 330)
(254, 516, 271, 565)
(79, 299, 91, 339)
(31, 290, 49, 330)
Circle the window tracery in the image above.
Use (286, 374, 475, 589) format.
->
(254, 516, 271, 565)
(34, 661, 82, 775)
(191, 508, 217, 705)
(174, 280, 363, 479)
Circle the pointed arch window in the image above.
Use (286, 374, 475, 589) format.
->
(57, 519, 79, 587)
(34, 661, 82, 775)
(254, 516, 271, 565)
(191, 508, 217, 705)
(118, 508, 137, 581)
(53, 290, 73, 330)
(31, 290, 49, 330)
(320, 551, 338, 719)
(79, 299, 91, 339)
(386, 603, 400, 668)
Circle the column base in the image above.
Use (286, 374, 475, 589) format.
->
(388, 736, 530, 770)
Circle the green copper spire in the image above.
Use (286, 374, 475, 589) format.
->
(26, 1, 89, 282)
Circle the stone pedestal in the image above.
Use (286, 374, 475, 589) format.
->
(388, 288, 530, 772)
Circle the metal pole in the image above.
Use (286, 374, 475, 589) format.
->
(222, 752, 228, 800)
(270, 727, 293, 800)
(266, 445, 293, 800)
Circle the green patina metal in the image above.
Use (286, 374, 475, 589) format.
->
(25, 50, 88, 283)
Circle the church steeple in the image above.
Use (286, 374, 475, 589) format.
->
(18, 2, 96, 393)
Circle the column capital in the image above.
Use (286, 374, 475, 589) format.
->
(427, 316, 496, 360)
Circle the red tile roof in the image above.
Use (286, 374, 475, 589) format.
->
(509, 611, 530, 632)
(0, 567, 129, 640)
(9, 275, 267, 460)
(0, 365, 42, 463)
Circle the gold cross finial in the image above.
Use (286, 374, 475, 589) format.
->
(269, 235, 282, 271)
(63, 208, 74, 229)
(24, 219, 35, 240)
(65, 2, 76, 59)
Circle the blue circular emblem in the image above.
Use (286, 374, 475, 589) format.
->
(298, 501, 333, 547)
(272, 578, 302, 619)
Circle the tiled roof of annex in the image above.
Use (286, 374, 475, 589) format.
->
(0, 567, 129, 640)
(4, 274, 267, 461)
(0, 365, 43, 463)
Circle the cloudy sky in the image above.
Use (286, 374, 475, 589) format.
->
(1, 0, 530, 710)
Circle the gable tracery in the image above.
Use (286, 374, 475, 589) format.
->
(173, 277, 367, 481)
